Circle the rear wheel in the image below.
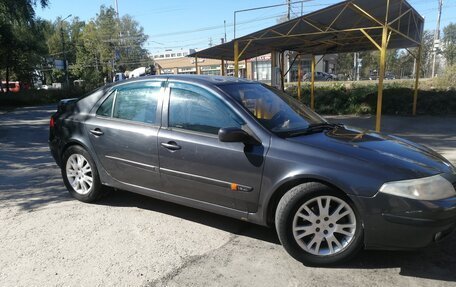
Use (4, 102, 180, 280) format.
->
(275, 182, 363, 266)
(62, 145, 103, 203)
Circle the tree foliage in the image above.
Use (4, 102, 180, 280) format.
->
(334, 29, 441, 79)
(1, 3, 151, 91)
(443, 23, 456, 66)
(45, 5, 151, 89)
(0, 0, 49, 91)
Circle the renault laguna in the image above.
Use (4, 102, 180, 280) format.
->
(49, 75, 456, 265)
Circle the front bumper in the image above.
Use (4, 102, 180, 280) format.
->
(350, 192, 456, 250)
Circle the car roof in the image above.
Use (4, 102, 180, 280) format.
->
(111, 74, 255, 88)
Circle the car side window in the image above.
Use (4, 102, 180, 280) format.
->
(168, 83, 244, 135)
(112, 84, 160, 124)
(96, 92, 115, 117)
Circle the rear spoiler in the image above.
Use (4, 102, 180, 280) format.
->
(57, 98, 78, 113)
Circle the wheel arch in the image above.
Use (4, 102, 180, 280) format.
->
(265, 176, 354, 227)
(61, 139, 92, 158)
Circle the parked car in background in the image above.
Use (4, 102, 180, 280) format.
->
(113, 73, 126, 82)
(302, 71, 336, 82)
(369, 71, 395, 80)
(1, 81, 20, 92)
(50, 75, 456, 266)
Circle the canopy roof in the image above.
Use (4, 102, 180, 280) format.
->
(189, 0, 424, 61)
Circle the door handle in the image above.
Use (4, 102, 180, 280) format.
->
(90, 128, 104, 136)
(161, 141, 181, 151)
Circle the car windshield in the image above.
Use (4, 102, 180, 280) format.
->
(219, 83, 327, 136)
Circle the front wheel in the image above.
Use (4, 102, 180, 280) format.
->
(275, 182, 363, 266)
(61, 145, 103, 203)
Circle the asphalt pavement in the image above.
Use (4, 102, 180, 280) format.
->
(0, 105, 455, 286)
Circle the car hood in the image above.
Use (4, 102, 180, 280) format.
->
(286, 125, 455, 178)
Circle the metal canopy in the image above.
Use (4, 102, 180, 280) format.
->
(188, 0, 424, 132)
(189, 0, 424, 61)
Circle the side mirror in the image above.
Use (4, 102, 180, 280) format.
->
(218, 127, 259, 145)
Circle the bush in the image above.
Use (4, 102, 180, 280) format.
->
(288, 82, 456, 115)
(434, 64, 456, 90)
(0, 88, 87, 108)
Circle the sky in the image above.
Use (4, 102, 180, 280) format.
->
(36, 0, 456, 54)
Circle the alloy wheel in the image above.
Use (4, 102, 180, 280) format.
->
(292, 195, 356, 256)
(65, 154, 93, 195)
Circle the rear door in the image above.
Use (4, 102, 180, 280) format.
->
(85, 80, 164, 189)
(158, 81, 266, 210)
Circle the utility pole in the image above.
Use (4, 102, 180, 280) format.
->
(353, 52, 357, 80)
(432, 0, 443, 78)
(114, 0, 121, 82)
(287, 0, 291, 20)
(115, 0, 119, 17)
(286, 0, 291, 85)
(224, 20, 227, 43)
(233, 1, 309, 39)
(60, 14, 71, 89)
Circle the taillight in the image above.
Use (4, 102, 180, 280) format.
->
(50, 116, 55, 128)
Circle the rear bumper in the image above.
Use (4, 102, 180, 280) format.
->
(350, 193, 456, 250)
(49, 138, 61, 167)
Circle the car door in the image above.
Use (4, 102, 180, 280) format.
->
(85, 80, 164, 189)
(158, 81, 266, 211)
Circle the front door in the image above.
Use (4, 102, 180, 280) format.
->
(85, 80, 164, 189)
(158, 82, 266, 210)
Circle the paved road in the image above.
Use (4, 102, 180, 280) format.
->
(0, 106, 455, 286)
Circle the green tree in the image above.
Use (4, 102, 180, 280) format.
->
(71, 6, 151, 89)
(335, 53, 354, 79)
(443, 23, 456, 66)
(0, 0, 49, 91)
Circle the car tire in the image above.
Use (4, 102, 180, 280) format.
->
(61, 145, 103, 203)
(275, 182, 363, 266)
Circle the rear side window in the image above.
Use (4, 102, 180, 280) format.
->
(95, 82, 161, 125)
(168, 83, 244, 135)
(113, 86, 160, 124)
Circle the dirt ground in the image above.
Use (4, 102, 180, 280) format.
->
(0, 106, 455, 286)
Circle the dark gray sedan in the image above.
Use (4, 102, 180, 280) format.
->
(49, 75, 456, 266)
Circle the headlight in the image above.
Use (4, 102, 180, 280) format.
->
(379, 174, 456, 200)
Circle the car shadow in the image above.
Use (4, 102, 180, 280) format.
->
(325, 235, 456, 282)
(98, 190, 456, 283)
(96, 188, 280, 245)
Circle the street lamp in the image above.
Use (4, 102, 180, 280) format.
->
(60, 14, 72, 89)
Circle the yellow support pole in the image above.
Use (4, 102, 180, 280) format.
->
(195, 55, 199, 75)
(376, 25, 388, 132)
(234, 41, 239, 78)
(310, 54, 316, 110)
(413, 44, 422, 115)
(221, 59, 225, 76)
(297, 54, 302, 101)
